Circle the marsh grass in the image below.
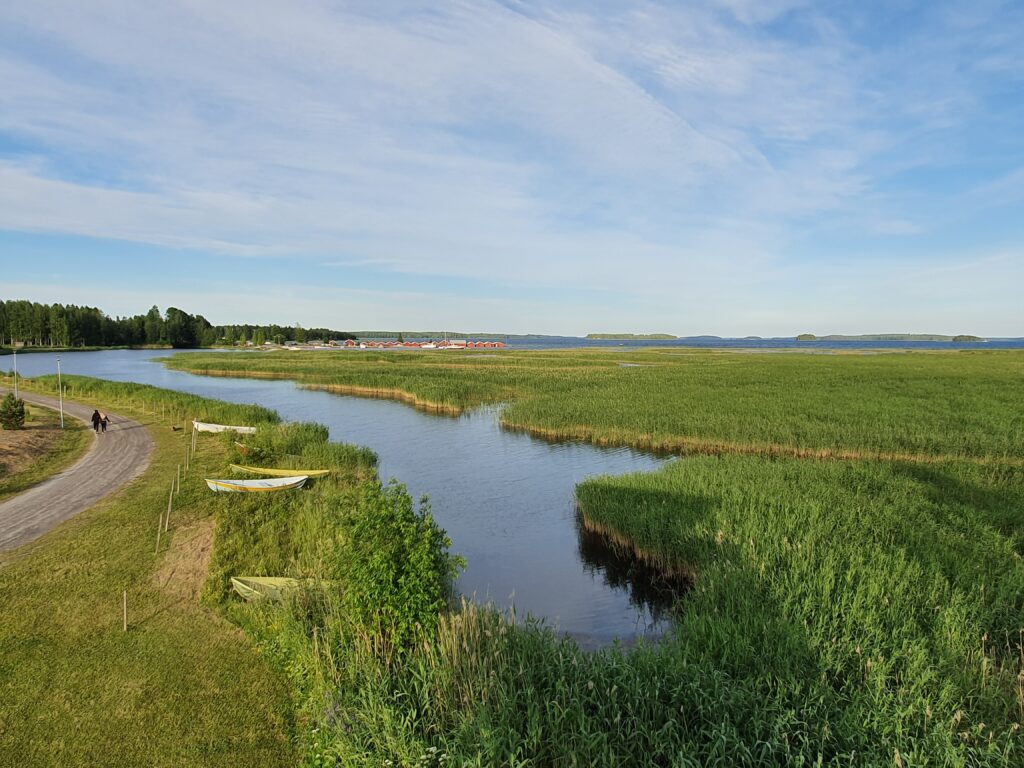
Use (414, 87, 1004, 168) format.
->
(165, 347, 1024, 764)
(167, 348, 1024, 462)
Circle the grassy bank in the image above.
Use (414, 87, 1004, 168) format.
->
(0, 398, 90, 503)
(0, 376, 295, 766)
(166, 348, 1024, 461)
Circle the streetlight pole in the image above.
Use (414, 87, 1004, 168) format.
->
(57, 356, 64, 429)
(12, 349, 17, 399)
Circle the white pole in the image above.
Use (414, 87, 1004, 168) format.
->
(57, 357, 64, 429)
(12, 349, 17, 399)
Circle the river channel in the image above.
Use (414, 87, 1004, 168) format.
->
(2, 350, 673, 646)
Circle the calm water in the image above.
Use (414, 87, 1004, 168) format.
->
(396, 335, 1024, 351)
(2, 350, 670, 646)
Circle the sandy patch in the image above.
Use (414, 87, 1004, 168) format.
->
(154, 517, 216, 601)
(0, 411, 67, 479)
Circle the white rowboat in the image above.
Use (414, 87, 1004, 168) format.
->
(205, 476, 308, 493)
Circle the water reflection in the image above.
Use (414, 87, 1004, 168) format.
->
(575, 509, 689, 627)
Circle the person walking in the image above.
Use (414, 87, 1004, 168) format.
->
(91, 409, 101, 433)
(100, 413, 109, 433)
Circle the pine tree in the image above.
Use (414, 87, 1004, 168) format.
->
(0, 393, 26, 430)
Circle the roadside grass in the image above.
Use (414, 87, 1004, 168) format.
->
(166, 348, 1024, 461)
(0, 377, 295, 767)
(0, 399, 90, 503)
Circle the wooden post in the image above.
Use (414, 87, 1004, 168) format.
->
(176, 463, 181, 492)
(165, 484, 173, 532)
(155, 513, 162, 554)
(123, 590, 127, 632)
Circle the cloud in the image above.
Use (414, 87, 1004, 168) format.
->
(0, 1, 1022, 333)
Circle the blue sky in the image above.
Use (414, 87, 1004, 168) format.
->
(1, 0, 1021, 335)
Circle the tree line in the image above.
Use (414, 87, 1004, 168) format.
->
(0, 300, 355, 349)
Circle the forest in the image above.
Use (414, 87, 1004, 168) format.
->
(0, 299, 355, 349)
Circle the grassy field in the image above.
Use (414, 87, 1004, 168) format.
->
(159, 347, 1024, 764)
(0, 377, 296, 767)
(0, 400, 90, 503)
(166, 348, 1024, 461)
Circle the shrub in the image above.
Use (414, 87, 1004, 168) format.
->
(0, 393, 25, 429)
(331, 481, 463, 656)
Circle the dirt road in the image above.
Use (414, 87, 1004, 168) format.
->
(0, 389, 153, 552)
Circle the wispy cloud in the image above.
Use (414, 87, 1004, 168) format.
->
(0, 1, 1021, 333)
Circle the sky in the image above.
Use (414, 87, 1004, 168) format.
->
(1, 0, 1022, 336)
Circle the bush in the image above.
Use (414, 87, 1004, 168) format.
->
(332, 481, 463, 656)
(0, 393, 25, 429)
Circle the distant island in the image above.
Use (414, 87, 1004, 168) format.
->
(796, 333, 986, 342)
(586, 333, 678, 340)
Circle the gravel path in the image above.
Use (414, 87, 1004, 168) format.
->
(0, 389, 153, 552)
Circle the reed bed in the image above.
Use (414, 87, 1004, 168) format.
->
(156, 351, 1024, 762)
(167, 348, 1024, 461)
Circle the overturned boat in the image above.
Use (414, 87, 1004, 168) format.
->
(230, 576, 303, 601)
(193, 420, 257, 434)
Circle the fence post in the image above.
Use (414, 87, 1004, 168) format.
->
(165, 483, 173, 532)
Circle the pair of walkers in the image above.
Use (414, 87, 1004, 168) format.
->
(90, 409, 110, 433)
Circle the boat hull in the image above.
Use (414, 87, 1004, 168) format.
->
(193, 420, 257, 434)
(229, 463, 330, 478)
(205, 476, 308, 492)
(230, 576, 302, 601)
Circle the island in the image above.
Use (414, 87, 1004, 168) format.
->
(586, 333, 678, 340)
(796, 333, 986, 342)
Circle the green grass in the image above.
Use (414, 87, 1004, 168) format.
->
(162, 347, 1024, 764)
(166, 348, 1024, 460)
(0, 377, 295, 767)
(0, 401, 90, 503)
(576, 456, 1024, 762)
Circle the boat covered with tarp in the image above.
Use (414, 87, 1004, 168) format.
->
(205, 475, 308, 493)
(229, 463, 331, 478)
(193, 420, 257, 434)
(230, 576, 302, 601)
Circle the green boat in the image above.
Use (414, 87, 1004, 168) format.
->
(230, 576, 302, 601)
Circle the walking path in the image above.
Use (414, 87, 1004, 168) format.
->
(0, 389, 153, 552)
